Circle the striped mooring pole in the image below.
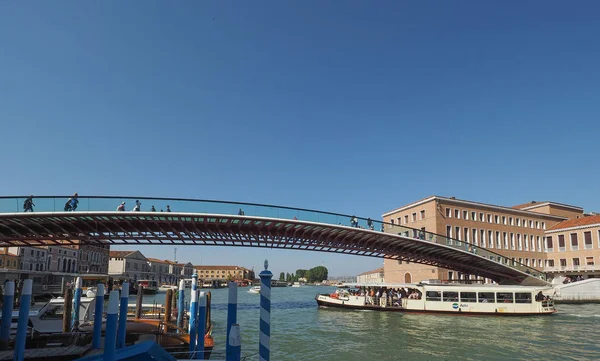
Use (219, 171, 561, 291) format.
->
(226, 282, 240, 361)
(0, 281, 15, 351)
(117, 282, 129, 349)
(177, 279, 185, 331)
(13, 279, 33, 361)
(104, 291, 119, 361)
(71, 277, 82, 331)
(197, 291, 206, 359)
(259, 260, 272, 361)
(92, 284, 105, 349)
(189, 273, 198, 357)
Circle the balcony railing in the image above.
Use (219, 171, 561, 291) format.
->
(544, 264, 598, 272)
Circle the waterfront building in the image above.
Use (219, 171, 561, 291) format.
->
(356, 267, 385, 284)
(44, 245, 79, 273)
(72, 241, 110, 274)
(8, 246, 48, 272)
(109, 250, 150, 282)
(0, 248, 19, 270)
(194, 265, 254, 281)
(544, 214, 600, 278)
(382, 196, 584, 283)
(146, 258, 171, 284)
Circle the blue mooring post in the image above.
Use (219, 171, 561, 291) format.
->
(259, 260, 272, 361)
(92, 284, 105, 349)
(104, 291, 119, 361)
(117, 282, 129, 349)
(13, 279, 32, 361)
(189, 273, 198, 358)
(71, 276, 82, 331)
(226, 282, 240, 361)
(197, 291, 206, 360)
(229, 324, 242, 361)
(0, 281, 15, 351)
(177, 279, 185, 332)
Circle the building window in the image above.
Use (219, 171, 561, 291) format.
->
(420, 210, 425, 220)
(542, 222, 546, 230)
(546, 236, 553, 251)
(537, 236, 541, 251)
(479, 213, 484, 222)
(584, 231, 592, 249)
(455, 227, 461, 241)
(510, 233, 515, 250)
(496, 231, 501, 249)
(471, 211, 476, 220)
(455, 209, 460, 219)
(570, 233, 578, 250)
(586, 257, 594, 266)
(480, 229, 486, 248)
(503, 232, 508, 249)
(529, 220, 533, 228)
(558, 235, 565, 251)
(502, 216, 506, 225)
(494, 215, 499, 224)
(488, 230, 493, 249)
(548, 259, 555, 267)
(487, 214, 492, 223)
(524, 235, 528, 251)
(573, 258, 580, 267)
(463, 210, 468, 220)
(404, 215, 409, 224)
(559, 259, 567, 267)
(472, 228, 478, 246)
(509, 217, 514, 226)
(464, 227, 469, 244)
(517, 234, 522, 250)
(446, 208, 451, 217)
(412, 213, 416, 222)
(516, 218, 521, 227)
(446, 225, 452, 244)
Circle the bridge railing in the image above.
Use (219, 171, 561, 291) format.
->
(0, 196, 544, 280)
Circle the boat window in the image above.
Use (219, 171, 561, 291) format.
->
(442, 291, 458, 302)
(496, 292, 514, 303)
(40, 305, 65, 320)
(460, 292, 477, 303)
(514, 292, 532, 304)
(478, 292, 495, 303)
(425, 291, 441, 301)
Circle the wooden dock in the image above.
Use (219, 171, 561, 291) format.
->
(0, 345, 91, 361)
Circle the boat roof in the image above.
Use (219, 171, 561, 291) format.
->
(342, 282, 552, 290)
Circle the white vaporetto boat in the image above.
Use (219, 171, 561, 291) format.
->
(316, 283, 556, 316)
(248, 286, 261, 294)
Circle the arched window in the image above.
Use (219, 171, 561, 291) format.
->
(404, 273, 412, 283)
(63, 259, 67, 272)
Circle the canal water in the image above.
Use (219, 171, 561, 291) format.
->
(140, 286, 600, 361)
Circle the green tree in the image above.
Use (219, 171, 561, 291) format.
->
(279, 272, 285, 282)
(295, 269, 307, 279)
(285, 273, 292, 282)
(306, 266, 328, 283)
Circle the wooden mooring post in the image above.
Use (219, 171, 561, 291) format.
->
(62, 288, 73, 333)
(164, 289, 173, 324)
(135, 286, 144, 319)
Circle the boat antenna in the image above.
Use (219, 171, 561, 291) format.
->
(173, 247, 177, 263)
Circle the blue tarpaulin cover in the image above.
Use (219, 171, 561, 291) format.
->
(74, 341, 176, 361)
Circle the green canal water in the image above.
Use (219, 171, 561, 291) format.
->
(141, 286, 600, 361)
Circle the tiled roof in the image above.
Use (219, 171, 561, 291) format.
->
(549, 215, 600, 231)
(193, 265, 250, 271)
(0, 249, 18, 256)
(109, 251, 136, 258)
(146, 258, 170, 264)
(357, 267, 384, 276)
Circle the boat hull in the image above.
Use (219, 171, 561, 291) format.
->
(315, 295, 556, 316)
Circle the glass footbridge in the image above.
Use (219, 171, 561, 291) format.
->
(0, 196, 547, 286)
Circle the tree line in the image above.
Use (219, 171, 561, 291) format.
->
(278, 266, 328, 283)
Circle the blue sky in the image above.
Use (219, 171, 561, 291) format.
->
(1, 1, 599, 277)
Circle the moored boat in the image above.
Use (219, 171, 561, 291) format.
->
(316, 282, 556, 316)
(248, 286, 261, 294)
(137, 280, 159, 294)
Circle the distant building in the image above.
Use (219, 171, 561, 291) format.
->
(72, 241, 110, 274)
(44, 245, 79, 273)
(356, 267, 384, 284)
(194, 265, 254, 281)
(8, 247, 48, 272)
(146, 258, 171, 284)
(545, 214, 600, 278)
(109, 250, 150, 282)
(0, 248, 19, 270)
(382, 196, 590, 283)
